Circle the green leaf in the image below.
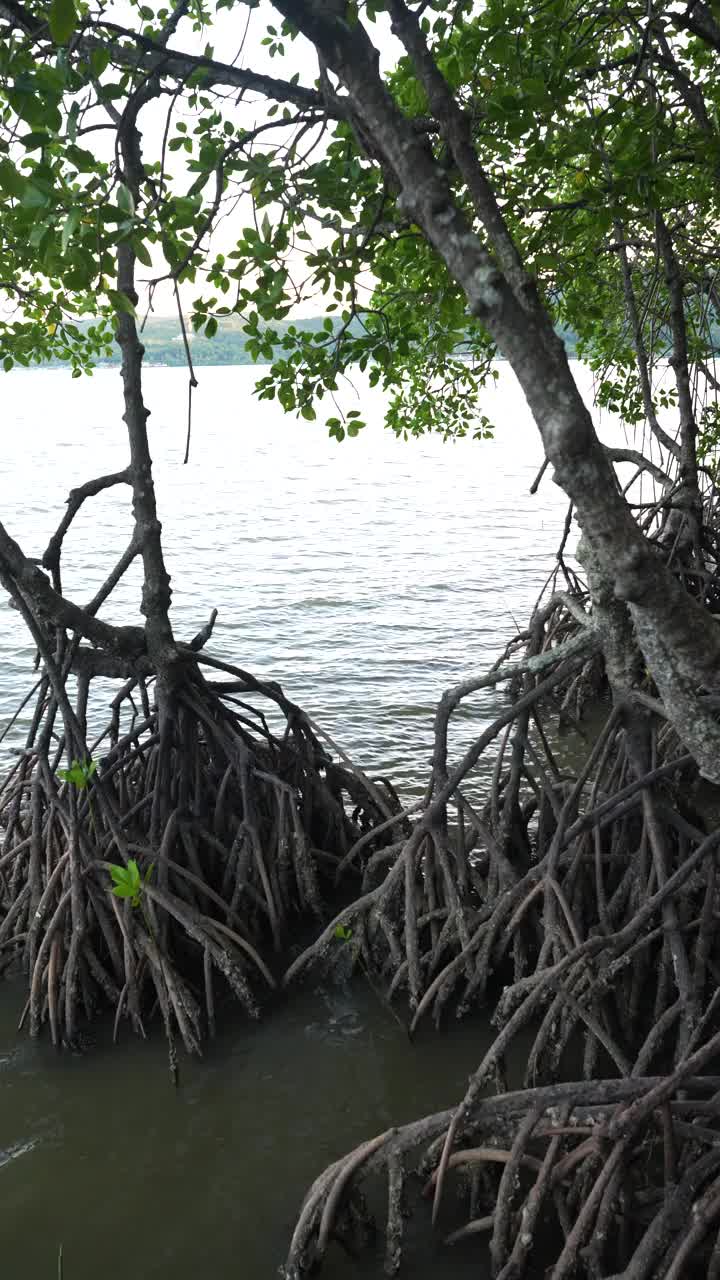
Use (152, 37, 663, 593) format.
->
(20, 183, 50, 210)
(109, 858, 143, 904)
(170, 195, 200, 229)
(61, 762, 87, 787)
(49, 0, 78, 45)
(109, 290, 138, 320)
(90, 47, 111, 78)
(116, 183, 135, 216)
(133, 237, 153, 267)
(66, 100, 79, 143)
(0, 159, 26, 200)
(61, 207, 82, 253)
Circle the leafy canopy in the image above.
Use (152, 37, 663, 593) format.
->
(0, 0, 717, 449)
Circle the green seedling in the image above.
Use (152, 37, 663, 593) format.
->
(109, 858, 154, 909)
(57, 758, 97, 789)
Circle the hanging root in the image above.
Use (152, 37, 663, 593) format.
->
(0, 652, 396, 1052)
(281, 1071, 720, 1278)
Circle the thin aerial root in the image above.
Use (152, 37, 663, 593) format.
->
(0, 658, 396, 1051)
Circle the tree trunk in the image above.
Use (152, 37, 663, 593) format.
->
(276, 0, 720, 779)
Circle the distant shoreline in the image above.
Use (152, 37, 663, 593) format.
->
(24, 313, 582, 372)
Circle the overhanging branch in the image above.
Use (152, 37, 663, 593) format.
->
(605, 447, 671, 487)
(0, 0, 328, 113)
(43, 469, 132, 582)
(91, 23, 328, 112)
(0, 520, 145, 660)
(672, 2, 720, 53)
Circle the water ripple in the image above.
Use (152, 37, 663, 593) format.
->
(0, 362, 605, 797)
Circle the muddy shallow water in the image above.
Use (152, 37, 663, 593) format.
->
(0, 972, 538, 1278)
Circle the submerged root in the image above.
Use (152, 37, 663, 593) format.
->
(283, 581, 720, 1276)
(284, 589, 718, 1084)
(0, 652, 396, 1052)
(282, 1072, 720, 1278)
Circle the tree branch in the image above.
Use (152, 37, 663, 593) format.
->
(0, 1, 328, 111)
(84, 539, 141, 618)
(42, 469, 132, 586)
(115, 85, 177, 668)
(671, 2, 720, 54)
(89, 22, 327, 113)
(0, 520, 145, 659)
(0, 0, 37, 33)
(695, 356, 720, 394)
(385, 0, 544, 320)
(655, 213, 701, 503)
(154, 0, 192, 48)
(653, 29, 713, 133)
(614, 225, 681, 458)
(605, 447, 671, 487)
(70, 647, 149, 681)
(189, 608, 218, 652)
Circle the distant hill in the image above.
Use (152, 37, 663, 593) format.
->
(41, 311, 720, 370)
(46, 313, 591, 368)
(66, 314, 333, 369)
(141, 312, 258, 367)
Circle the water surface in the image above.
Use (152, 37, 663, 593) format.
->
(0, 364, 573, 788)
(0, 363, 604, 1277)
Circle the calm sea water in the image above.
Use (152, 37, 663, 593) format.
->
(0, 363, 575, 788)
(0, 363, 623, 1279)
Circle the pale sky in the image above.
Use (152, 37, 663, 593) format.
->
(104, 2, 401, 317)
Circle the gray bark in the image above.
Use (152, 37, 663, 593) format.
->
(0, 521, 145, 659)
(116, 102, 178, 675)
